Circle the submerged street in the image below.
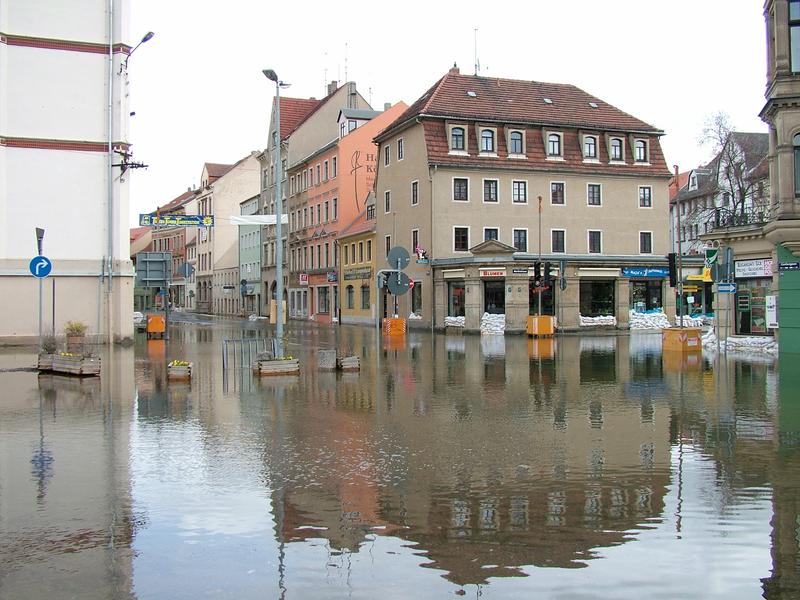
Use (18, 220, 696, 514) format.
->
(1, 318, 799, 599)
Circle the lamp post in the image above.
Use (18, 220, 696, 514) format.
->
(263, 69, 289, 358)
(123, 31, 155, 71)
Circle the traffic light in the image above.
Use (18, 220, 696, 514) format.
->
(667, 252, 677, 287)
(533, 261, 542, 287)
(543, 262, 553, 286)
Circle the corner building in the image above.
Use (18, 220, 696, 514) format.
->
(373, 67, 672, 333)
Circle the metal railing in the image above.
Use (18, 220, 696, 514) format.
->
(221, 338, 275, 371)
(712, 208, 769, 229)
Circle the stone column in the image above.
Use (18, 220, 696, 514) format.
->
(505, 273, 530, 333)
(464, 271, 482, 332)
(617, 277, 631, 329)
(560, 274, 581, 330)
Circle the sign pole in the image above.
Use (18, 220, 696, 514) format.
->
(35, 228, 45, 347)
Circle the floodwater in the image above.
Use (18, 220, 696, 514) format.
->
(1, 318, 799, 599)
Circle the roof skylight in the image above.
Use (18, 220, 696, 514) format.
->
(543, 98, 553, 104)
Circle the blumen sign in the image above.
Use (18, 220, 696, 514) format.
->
(621, 267, 669, 278)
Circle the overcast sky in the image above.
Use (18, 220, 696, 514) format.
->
(127, 0, 767, 226)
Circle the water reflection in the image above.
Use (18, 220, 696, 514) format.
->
(0, 327, 798, 598)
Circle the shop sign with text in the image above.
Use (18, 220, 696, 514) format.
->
(734, 259, 773, 279)
(480, 268, 506, 278)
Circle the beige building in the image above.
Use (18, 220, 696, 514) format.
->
(373, 67, 672, 333)
(337, 200, 378, 326)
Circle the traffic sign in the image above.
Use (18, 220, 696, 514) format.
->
(387, 246, 410, 270)
(387, 271, 411, 295)
(29, 255, 52, 278)
(718, 282, 737, 294)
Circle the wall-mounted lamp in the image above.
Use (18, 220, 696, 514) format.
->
(123, 31, 155, 71)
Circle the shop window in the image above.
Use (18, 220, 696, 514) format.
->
(448, 281, 465, 317)
(579, 280, 615, 317)
(794, 133, 800, 197)
(631, 281, 663, 312)
(318, 287, 329, 314)
(412, 282, 422, 314)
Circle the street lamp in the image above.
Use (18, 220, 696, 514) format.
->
(124, 31, 155, 70)
(263, 69, 290, 358)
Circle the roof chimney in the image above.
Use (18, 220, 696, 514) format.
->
(384, 102, 392, 111)
(327, 80, 338, 96)
(449, 62, 459, 75)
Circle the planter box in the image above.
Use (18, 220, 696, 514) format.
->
(38, 353, 55, 371)
(253, 358, 300, 376)
(167, 362, 193, 380)
(52, 354, 100, 376)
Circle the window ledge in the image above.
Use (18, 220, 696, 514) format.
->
(582, 158, 600, 164)
(634, 161, 652, 166)
(546, 156, 565, 161)
(479, 152, 498, 158)
(449, 150, 469, 156)
(609, 160, 626, 165)
(508, 154, 527, 160)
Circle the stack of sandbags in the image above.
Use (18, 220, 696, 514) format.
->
(580, 315, 617, 327)
(629, 310, 670, 329)
(674, 315, 704, 327)
(480, 312, 506, 335)
(408, 313, 423, 320)
(338, 356, 361, 371)
(445, 316, 465, 328)
(702, 329, 778, 355)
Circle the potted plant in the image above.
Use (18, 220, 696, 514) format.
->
(64, 321, 87, 350)
(38, 335, 58, 371)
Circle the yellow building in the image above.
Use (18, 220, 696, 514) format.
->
(338, 196, 377, 325)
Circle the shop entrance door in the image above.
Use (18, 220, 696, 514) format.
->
(484, 280, 505, 314)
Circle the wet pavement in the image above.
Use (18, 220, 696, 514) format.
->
(1, 317, 799, 599)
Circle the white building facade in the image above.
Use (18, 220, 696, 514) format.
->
(0, 0, 137, 342)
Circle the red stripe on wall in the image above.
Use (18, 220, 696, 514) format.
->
(0, 137, 131, 153)
(1, 33, 130, 55)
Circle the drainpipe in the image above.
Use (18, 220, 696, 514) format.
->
(429, 164, 437, 332)
(106, 0, 115, 345)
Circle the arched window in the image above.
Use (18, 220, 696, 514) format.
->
(481, 129, 495, 152)
(635, 139, 648, 162)
(584, 136, 597, 158)
(794, 133, 800, 197)
(346, 285, 355, 309)
(361, 285, 370, 309)
(548, 133, 562, 156)
(610, 138, 623, 161)
(510, 131, 523, 154)
(451, 127, 465, 151)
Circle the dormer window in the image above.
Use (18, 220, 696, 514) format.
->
(481, 129, 495, 153)
(583, 135, 597, 159)
(547, 133, 562, 157)
(509, 131, 524, 155)
(689, 173, 698, 191)
(450, 126, 466, 152)
(610, 138, 624, 161)
(635, 139, 648, 163)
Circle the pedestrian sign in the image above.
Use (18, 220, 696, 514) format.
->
(29, 255, 52, 278)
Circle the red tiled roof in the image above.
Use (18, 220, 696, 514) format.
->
(669, 171, 690, 201)
(278, 96, 322, 140)
(381, 70, 662, 136)
(158, 189, 196, 214)
(422, 120, 669, 177)
(129, 226, 151, 242)
(205, 162, 234, 179)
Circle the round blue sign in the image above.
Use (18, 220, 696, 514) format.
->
(29, 255, 52, 278)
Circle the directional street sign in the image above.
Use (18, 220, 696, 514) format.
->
(718, 282, 737, 294)
(387, 246, 410, 270)
(29, 255, 52, 278)
(387, 271, 412, 296)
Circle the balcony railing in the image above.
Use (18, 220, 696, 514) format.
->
(711, 208, 769, 230)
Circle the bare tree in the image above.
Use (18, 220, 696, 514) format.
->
(698, 111, 769, 223)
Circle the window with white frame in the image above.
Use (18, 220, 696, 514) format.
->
(509, 130, 524, 155)
(512, 180, 527, 203)
(635, 139, 648, 163)
(551, 182, 565, 205)
(513, 229, 528, 252)
(384, 190, 391, 213)
(323, 160, 329, 181)
(551, 229, 566, 253)
(584, 135, 597, 159)
(451, 126, 465, 151)
(332, 157, 337, 178)
(547, 133, 562, 157)
(384, 145, 390, 166)
(397, 138, 404, 160)
(411, 180, 419, 205)
(588, 230, 602, 253)
(480, 129, 495, 153)
(639, 231, 653, 254)
(484, 227, 499, 241)
(483, 179, 499, 203)
(454, 227, 469, 251)
(587, 183, 602, 206)
(610, 138, 624, 161)
(453, 178, 469, 202)
(639, 186, 652, 208)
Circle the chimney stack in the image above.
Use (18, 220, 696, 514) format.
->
(327, 80, 338, 96)
(384, 102, 392, 111)
(449, 62, 460, 75)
